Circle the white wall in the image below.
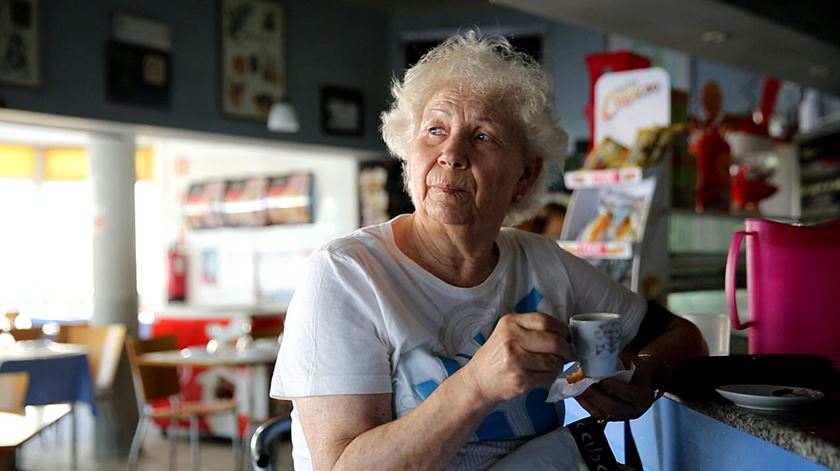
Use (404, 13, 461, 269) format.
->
(155, 137, 360, 307)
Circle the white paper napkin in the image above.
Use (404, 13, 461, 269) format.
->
(545, 361, 636, 402)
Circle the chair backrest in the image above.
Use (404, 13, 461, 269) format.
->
(61, 324, 127, 392)
(9, 327, 42, 341)
(55, 322, 89, 343)
(251, 324, 284, 340)
(125, 335, 181, 405)
(0, 372, 29, 413)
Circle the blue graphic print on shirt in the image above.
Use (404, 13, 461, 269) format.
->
(411, 288, 559, 441)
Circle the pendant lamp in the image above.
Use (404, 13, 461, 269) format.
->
(267, 99, 300, 133)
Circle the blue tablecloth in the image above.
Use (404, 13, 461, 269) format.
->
(0, 353, 96, 413)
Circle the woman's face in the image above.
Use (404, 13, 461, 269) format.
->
(409, 86, 540, 229)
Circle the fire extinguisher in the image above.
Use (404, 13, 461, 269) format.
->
(167, 242, 187, 302)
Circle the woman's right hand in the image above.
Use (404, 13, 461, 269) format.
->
(460, 313, 572, 405)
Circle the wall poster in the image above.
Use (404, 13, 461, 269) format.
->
(321, 86, 363, 136)
(0, 0, 39, 88)
(220, 0, 285, 120)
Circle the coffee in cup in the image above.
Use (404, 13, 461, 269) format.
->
(569, 313, 621, 379)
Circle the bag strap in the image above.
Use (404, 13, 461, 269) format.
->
(567, 417, 621, 471)
(568, 417, 641, 471)
(623, 420, 642, 470)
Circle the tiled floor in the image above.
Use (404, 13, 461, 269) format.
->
(17, 406, 294, 470)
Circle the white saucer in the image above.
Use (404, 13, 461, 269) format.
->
(716, 384, 824, 411)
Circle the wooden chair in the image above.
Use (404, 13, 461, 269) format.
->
(58, 324, 126, 394)
(55, 322, 89, 343)
(126, 335, 240, 471)
(57, 323, 128, 452)
(0, 372, 30, 470)
(0, 371, 29, 413)
(8, 327, 42, 341)
(250, 324, 283, 341)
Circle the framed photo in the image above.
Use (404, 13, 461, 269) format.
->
(220, 0, 285, 120)
(0, 0, 39, 88)
(106, 40, 172, 107)
(321, 86, 363, 136)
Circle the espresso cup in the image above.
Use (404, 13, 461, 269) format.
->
(569, 313, 621, 379)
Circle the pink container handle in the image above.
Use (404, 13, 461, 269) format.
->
(726, 230, 753, 330)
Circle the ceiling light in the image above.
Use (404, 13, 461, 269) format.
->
(808, 65, 830, 78)
(267, 100, 300, 133)
(701, 31, 729, 44)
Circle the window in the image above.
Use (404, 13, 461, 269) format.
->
(0, 143, 159, 324)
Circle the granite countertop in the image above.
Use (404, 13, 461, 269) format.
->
(665, 390, 840, 470)
(666, 335, 840, 470)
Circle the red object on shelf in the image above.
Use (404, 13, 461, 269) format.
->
(691, 128, 732, 212)
(584, 51, 651, 151)
(729, 163, 778, 212)
(736, 77, 782, 137)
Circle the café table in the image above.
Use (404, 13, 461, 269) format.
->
(0, 340, 95, 470)
(138, 340, 279, 435)
(0, 404, 73, 470)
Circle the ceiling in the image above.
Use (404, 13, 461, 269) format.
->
(491, 0, 840, 96)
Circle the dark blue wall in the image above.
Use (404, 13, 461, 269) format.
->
(388, 4, 605, 151)
(0, 0, 392, 151)
(3, 1, 833, 154)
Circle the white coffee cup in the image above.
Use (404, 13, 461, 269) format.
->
(679, 313, 730, 356)
(569, 313, 621, 379)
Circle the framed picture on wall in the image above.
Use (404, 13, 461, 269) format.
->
(106, 40, 172, 107)
(0, 0, 40, 88)
(220, 0, 285, 120)
(321, 86, 363, 136)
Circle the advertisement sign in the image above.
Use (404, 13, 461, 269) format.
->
(594, 67, 670, 148)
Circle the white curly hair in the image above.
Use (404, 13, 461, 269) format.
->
(380, 30, 568, 226)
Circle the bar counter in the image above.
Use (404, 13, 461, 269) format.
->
(665, 386, 840, 470)
(565, 335, 840, 470)
(660, 334, 840, 469)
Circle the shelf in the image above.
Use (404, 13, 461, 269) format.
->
(669, 211, 745, 254)
(800, 204, 840, 221)
(556, 241, 633, 259)
(669, 253, 746, 293)
(795, 115, 840, 146)
(801, 177, 840, 198)
(563, 167, 643, 189)
(797, 118, 840, 223)
(800, 162, 840, 182)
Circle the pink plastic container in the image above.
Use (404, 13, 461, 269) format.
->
(726, 218, 840, 358)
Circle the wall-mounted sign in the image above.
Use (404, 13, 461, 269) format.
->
(220, 0, 286, 120)
(0, 0, 39, 88)
(321, 86, 363, 136)
(183, 172, 313, 229)
(594, 67, 670, 149)
(106, 40, 172, 107)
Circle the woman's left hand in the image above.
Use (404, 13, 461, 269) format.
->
(573, 377, 656, 422)
(573, 353, 659, 422)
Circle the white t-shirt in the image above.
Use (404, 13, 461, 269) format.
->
(271, 215, 646, 470)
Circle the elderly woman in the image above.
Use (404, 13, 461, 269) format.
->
(271, 32, 705, 470)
